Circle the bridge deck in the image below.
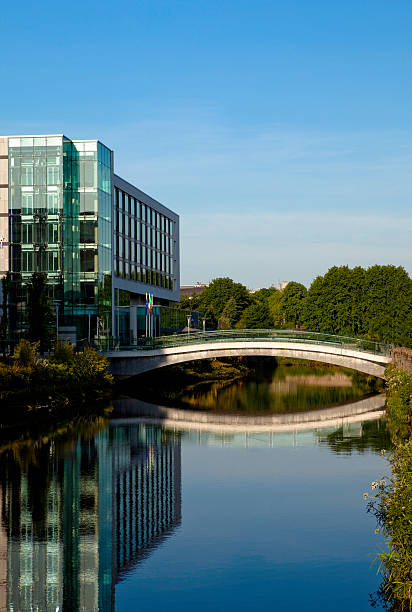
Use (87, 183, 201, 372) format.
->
(104, 330, 391, 379)
(103, 329, 391, 357)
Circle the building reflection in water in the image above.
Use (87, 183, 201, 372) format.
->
(0, 424, 181, 612)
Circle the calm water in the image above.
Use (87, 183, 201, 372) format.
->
(0, 367, 391, 611)
(134, 360, 383, 414)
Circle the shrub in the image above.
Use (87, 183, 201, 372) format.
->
(51, 341, 74, 364)
(70, 348, 113, 387)
(13, 340, 39, 367)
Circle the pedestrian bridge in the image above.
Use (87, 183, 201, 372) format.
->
(105, 330, 391, 379)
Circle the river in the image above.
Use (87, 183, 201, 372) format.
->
(0, 362, 390, 611)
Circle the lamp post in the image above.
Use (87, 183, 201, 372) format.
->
(88, 311, 92, 344)
(187, 314, 191, 338)
(53, 301, 60, 340)
(202, 317, 206, 332)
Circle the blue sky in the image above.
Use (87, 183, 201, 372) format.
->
(1, 0, 411, 287)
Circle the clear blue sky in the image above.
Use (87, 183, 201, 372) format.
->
(1, 0, 411, 287)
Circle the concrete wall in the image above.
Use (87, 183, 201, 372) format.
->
(107, 340, 390, 379)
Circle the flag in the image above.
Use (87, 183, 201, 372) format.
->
(145, 293, 153, 315)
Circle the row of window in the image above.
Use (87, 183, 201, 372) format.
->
(10, 221, 110, 248)
(10, 164, 61, 186)
(116, 247, 173, 274)
(115, 261, 174, 290)
(12, 250, 60, 272)
(11, 222, 60, 244)
(10, 187, 61, 214)
(115, 229, 172, 256)
(116, 188, 174, 235)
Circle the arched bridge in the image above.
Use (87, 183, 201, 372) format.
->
(104, 330, 392, 379)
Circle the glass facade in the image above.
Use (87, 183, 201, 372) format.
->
(7, 135, 113, 338)
(114, 186, 175, 291)
(63, 139, 112, 333)
(8, 136, 64, 311)
(5, 133, 180, 343)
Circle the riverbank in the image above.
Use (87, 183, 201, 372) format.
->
(0, 344, 113, 425)
(119, 356, 253, 401)
(368, 363, 412, 610)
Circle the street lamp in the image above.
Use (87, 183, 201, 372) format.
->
(87, 311, 92, 344)
(202, 317, 206, 332)
(187, 314, 191, 337)
(53, 301, 60, 340)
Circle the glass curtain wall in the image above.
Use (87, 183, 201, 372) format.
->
(63, 139, 112, 339)
(8, 136, 64, 334)
(8, 136, 112, 341)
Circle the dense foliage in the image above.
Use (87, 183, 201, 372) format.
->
(305, 266, 411, 346)
(367, 366, 412, 610)
(181, 265, 412, 347)
(0, 342, 113, 411)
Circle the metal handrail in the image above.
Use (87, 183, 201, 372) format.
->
(101, 329, 392, 357)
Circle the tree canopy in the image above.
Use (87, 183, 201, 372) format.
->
(178, 266, 412, 347)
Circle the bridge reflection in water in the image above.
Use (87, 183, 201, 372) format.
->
(0, 424, 181, 612)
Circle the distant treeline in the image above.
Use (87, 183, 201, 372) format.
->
(179, 265, 412, 347)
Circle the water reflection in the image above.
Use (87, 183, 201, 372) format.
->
(173, 418, 390, 454)
(132, 361, 384, 414)
(0, 407, 391, 611)
(0, 424, 181, 612)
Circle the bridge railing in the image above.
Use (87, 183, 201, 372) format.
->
(102, 329, 392, 357)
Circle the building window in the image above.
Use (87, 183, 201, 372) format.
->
(47, 166, 59, 185)
(22, 192, 33, 214)
(21, 166, 33, 186)
(21, 251, 33, 272)
(47, 192, 59, 214)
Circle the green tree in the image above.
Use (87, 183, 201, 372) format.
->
(304, 265, 412, 346)
(242, 300, 272, 328)
(218, 297, 238, 329)
(196, 278, 252, 328)
(280, 282, 307, 327)
(27, 273, 54, 352)
(363, 265, 412, 346)
(0, 272, 12, 349)
(268, 290, 284, 327)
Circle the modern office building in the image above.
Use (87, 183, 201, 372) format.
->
(0, 134, 180, 343)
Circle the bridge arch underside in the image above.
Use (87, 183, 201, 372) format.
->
(110, 343, 389, 380)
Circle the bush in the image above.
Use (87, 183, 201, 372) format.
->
(13, 339, 39, 367)
(51, 341, 74, 364)
(367, 366, 412, 610)
(70, 348, 113, 387)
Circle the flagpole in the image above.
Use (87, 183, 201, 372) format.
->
(145, 292, 148, 338)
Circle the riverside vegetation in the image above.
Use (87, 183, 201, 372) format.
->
(0, 339, 113, 429)
(366, 363, 412, 611)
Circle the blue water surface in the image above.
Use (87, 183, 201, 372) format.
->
(115, 429, 387, 612)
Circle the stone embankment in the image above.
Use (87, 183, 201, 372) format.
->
(391, 347, 412, 375)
